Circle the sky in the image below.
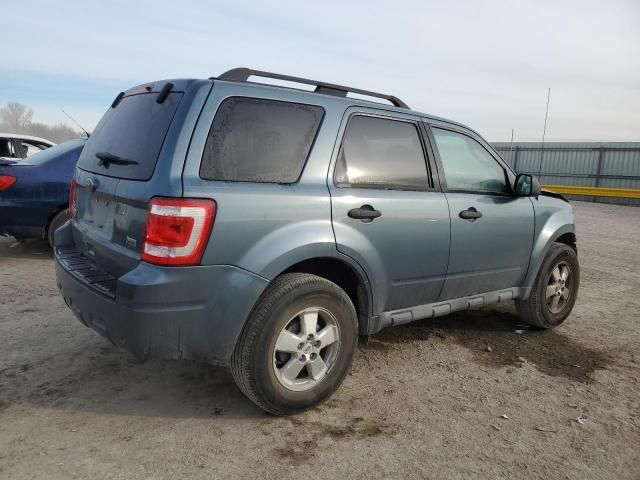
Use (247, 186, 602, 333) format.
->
(3, 0, 639, 141)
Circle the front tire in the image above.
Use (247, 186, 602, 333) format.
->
(230, 273, 358, 415)
(516, 243, 580, 328)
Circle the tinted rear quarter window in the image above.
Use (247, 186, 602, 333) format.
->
(335, 115, 429, 190)
(78, 92, 183, 180)
(200, 97, 324, 184)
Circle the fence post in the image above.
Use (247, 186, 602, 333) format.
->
(513, 147, 520, 172)
(594, 147, 605, 203)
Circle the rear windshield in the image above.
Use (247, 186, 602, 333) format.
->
(77, 92, 183, 180)
(200, 97, 324, 184)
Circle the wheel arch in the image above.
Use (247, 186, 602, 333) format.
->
(523, 223, 576, 296)
(46, 203, 68, 220)
(554, 231, 577, 252)
(275, 256, 373, 335)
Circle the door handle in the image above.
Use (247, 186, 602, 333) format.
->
(459, 207, 482, 221)
(348, 205, 382, 222)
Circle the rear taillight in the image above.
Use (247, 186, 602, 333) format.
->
(141, 197, 216, 266)
(0, 175, 16, 191)
(68, 180, 77, 219)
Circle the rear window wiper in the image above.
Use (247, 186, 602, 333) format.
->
(96, 151, 139, 167)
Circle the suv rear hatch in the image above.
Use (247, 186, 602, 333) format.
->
(67, 79, 211, 285)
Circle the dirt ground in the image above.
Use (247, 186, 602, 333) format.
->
(1, 201, 639, 479)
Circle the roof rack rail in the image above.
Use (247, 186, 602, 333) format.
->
(215, 68, 410, 109)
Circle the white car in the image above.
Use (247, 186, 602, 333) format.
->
(0, 133, 56, 159)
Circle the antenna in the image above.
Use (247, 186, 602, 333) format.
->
(538, 88, 551, 177)
(62, 110, 90, 138)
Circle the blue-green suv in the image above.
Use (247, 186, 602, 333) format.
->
(55, 68, 579, 415)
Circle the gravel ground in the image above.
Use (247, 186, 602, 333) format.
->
(1, 201, 639, 479)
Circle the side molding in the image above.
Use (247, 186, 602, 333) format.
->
(369, 287, 528, 334)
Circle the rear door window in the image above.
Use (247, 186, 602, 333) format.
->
(78, 92, 183, 180)
(200, 97, 324, 184)
(334, 115, 430, 190)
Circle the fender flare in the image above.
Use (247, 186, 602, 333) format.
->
(522, 223, 576, 296)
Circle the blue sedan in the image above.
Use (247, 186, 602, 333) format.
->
(0, 138, 86, 247)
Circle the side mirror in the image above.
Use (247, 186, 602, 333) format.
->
(514, 173, 542, 198)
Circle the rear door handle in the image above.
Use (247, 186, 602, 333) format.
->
(348, 205, 382, 222)
(459, 207, 482, 221)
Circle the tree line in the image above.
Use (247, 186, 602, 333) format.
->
(0, 102, 83, 143)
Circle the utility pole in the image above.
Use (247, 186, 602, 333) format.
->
(509, 128, 514, 158)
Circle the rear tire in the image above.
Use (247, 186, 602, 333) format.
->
(515, 243, 579, 329)
(230, 273, 358, 416)
(47, 209, 69, 249)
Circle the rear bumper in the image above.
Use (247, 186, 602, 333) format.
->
(54, 236, 268, 365)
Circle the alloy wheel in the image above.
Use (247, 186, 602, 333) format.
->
(545, 261, 573, 314)
(272, 307, 340, 392)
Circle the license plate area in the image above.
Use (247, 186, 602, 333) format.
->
(75, 172, 120, 237)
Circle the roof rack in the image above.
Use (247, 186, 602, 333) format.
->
(215, 68, 410, 109)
